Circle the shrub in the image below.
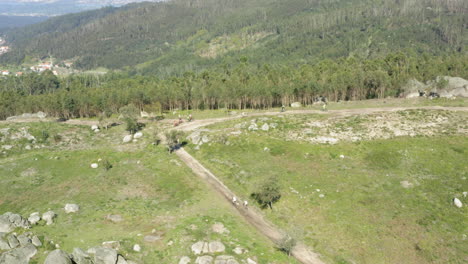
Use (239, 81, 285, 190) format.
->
(103, 159, 113, 171)
(277, 235, 296, 256)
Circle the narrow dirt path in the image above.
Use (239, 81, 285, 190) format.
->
(175, 148, 324, 264)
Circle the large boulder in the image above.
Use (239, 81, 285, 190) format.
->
(64, 204, 80, 213)
(133, 132, 143, 139)
(45, 249, 73, 264)
(71, 248, 93, 264)
(16, 234, 31, 247)
(27, 212, 41, 225)
(90, 247, 118, 264)
(454, 198, 463, 208)
(191, 241, 204, 255)
(0, 216, 13, 233)
(123, 135, 133, 143)
(3, 213, 30, 229)
(0, 244, 37, 264)
(195, 256, 214, 264)
(436, 76, 468, 97)
(42, 211, 56, 225)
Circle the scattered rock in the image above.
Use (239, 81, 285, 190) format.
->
(91, 125, 99, 131)
(233, 247, 244, 255)
(248, 123, 258, 131)
(1, 145, 13, 150)
(463, 192, 467, 198)
(16, 234, 31, 247)
(64, 204, 80, 213)
(28, 212, 41, 225)
(45, 249, 73, 264)
(0, 244, 37, 264)
(91, 247, 118, 264)
(123, 135, 133, 143)
(134, 132, 143, 139)
(133, 244, 141, 252)
(191, 241, 204, 255)
(91, 163, 99, 169)
(319, 194, 325, 198)
(143, 235, 161, 243)
(211, 223, 229, 234)
(453, 198, 463, 208)
(208, 241, 225, 253)
(42, 211, 56, 225)
(261, 123, 269, 131)
(106, 214, 123, 223)
(31, 236, 42, 247)
(195, 255, 213, 264)
(400, 181, 414, 189)
(71, 248, 93, 264)
(339, 154, 345, 159)
(179, 256, 191, 264)
(246, 258, 257, 264)
(214, 255, 238, 264)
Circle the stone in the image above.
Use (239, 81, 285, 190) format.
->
(31, 236, 42, 247)
(25, 145, 32, 150)
(134, 132, 143, 139)
(133, 244, 141, 252)
(16, 234, 31, 247)
(91, 125, 99, 131)
(92, 247, 118, 264)
(291, 102, 302, 108)
(123, 135, 133, 143)
(106, 214, 123, 223)
(179, 256, 191, 264)
(28, 212, 40, 225)
(37, 111, 47, 119)
(202, 135, 210, 143)
(463, 192, 467, 198)
(454, 198, 463, 208)
(191, 241, 204, 255)
(143, 235, 161, 243)
(400, 181, 413, 189)
(0, 244, 37, 264)
(319, 194, 325, 198)
(208, 241, 225, 253)
(140, 111, 150, 118)
(94, 129, 100, 133)
(339, 155, 345, 159)
(0, 215, 14, 233)
(248, 123, 258, 131)
(116, 255, 128, 264)
(246, 258, 257, 264)
(214, 255, 239, 264)
(65, 204, 80, 213)
(91, 163, 99, 169)
(5, 213, 30, 229)
(263, 147, 270, 152)
(195, 255, 213, 264)
(2, 145, 13, 150)
(0, 235, 10, 250)
(261, 123, 269, 131)
(233, 247, 243, 255)
(71, 248, 93, 264)
(211, 223, 229, 234)
(42, 211, 56, 225)
(45, 249, 72, 264)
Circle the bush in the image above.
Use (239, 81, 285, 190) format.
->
(124, 117, 139, 134)
(103, 159, 113, 171)
(165, 130, 185, 152)
(53, 134, 62, 143)
(277, 235, 296, 256)
(251, 177, 281, 209)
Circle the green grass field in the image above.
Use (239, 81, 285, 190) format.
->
(0, 122, 295, 263)
(187, 110, 468, 263)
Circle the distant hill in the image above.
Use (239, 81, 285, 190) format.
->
(1, 0, 467, 75)
(0, 15, 48, 29)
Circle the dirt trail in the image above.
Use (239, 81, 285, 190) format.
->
(175, 106, 468, 131)
(175, 148, 324, 264)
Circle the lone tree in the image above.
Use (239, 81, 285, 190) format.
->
(119, 104, 140, 133)
(251, 177, 281, 209)
(165, 130, 185, 152)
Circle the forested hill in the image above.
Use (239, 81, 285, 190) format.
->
(1, 0, 467, 75)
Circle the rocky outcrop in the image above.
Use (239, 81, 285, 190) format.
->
(45, 249, 73, 264)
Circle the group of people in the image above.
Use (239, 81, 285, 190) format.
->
(173, 114, 193, 127)
(232, 196, 248, 208)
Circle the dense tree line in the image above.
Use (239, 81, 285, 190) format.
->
(0, 52, 466, 120)
(1, 0, 466, 75)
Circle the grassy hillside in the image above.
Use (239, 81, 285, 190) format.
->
(0, 121, 294, 263)
(187, 109, 468, 263)
(1, 0, 466, 74)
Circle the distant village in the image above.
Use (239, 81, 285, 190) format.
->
(0, 37, 10, 56)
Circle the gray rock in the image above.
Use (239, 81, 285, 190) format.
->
(1, 145, 13, 150)
(91, 125, 99, 131)
(454, 198, 463, 208)
(247, 123, 258, 131)
(31, 236, 42, 247)
(179, 256, 191, 264)
(208, 241, 225, 253)
(42, 211, 56, 225)
(291, 102, 302, 108)
(116, 255, 128, 264)
(92, 247, 118, 264)
(400, 181, 413, 189)
(246, 258, 257, 264)
(201, 135, 210, 143)
(71, 248, 93, 264)
(143, 235, 161, 243)
(134, 132, 143, 139)
(28, 212, 41, 225)
(191, 241, 204, 255)
(0, 234, 10, 250)
(16, 234, 31, 247)
(64, 204, 80, 213)
(195, 256, 213, 264)
(132, 244, 141, 252)
(211, 223, 229, 234)
(36, 111, 47, 119)
(0, 244, 37, 264)
(2, 213, 30, 230)
(7, 234, 20, 249)
(45, 249, 72, 264)
(123, 135, 133, 143)
(106, 214, 123, 223)
(214, 255, 239, 264)
(261, 123, 269, 131)
(233, 247, 244, 255)
(0, 215, 14, 233)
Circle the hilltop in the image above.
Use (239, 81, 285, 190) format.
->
(0, 0, 466, 75)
